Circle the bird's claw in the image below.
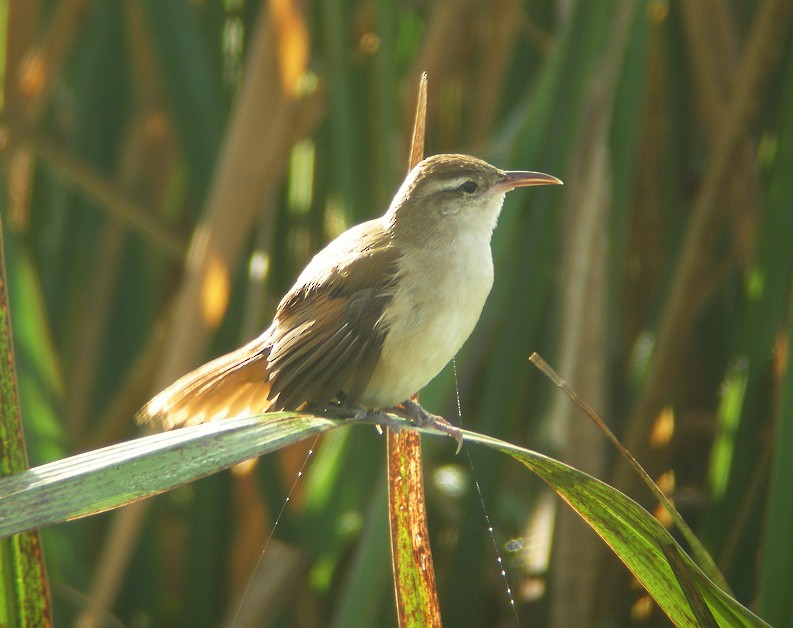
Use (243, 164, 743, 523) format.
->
(387, 399, 463, 454)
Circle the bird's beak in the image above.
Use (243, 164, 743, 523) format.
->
(495, 170, 563, 193)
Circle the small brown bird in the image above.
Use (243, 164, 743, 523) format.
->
(137, 154, 561, 441)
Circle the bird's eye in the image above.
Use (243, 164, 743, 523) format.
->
(460, 181, 478, 194)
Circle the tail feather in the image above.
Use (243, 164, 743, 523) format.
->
(137, 334, 274, 430)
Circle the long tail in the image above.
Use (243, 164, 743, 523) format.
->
(137, 331, 274, 431)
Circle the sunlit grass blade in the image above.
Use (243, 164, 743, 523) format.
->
(454, 428, 770, 628)
(0, 414, 337, 538)
(530, 352, 730, 592)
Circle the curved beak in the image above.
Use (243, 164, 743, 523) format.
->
(495, 170, 563, 193)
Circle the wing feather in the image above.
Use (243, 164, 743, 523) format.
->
(138, 218, 402, 429)
(265, 222, 401, 409)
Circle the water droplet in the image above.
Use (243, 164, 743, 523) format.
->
(506, 539, 523, 552)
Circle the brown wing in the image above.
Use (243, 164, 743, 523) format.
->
(137, 220, 400, 429)
(266, 223, 401, 410)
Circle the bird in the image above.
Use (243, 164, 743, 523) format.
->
(137, 154, 562, 446)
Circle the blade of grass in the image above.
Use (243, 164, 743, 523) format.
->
(0, 216, 52, 626)
(0, 409, 768, 627)
(530, 352, 730, 591)
(0, 414, 337, 538)
(662, 543, 719, 628)
(457, 428, 769, 628)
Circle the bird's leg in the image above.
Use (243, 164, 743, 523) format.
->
(306, 396, 462, 451)
(387, 399, 463, 453)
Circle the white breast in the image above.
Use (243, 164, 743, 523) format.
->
(360, 226, 495, 407)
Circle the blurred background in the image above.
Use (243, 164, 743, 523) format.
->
(2, 0, 793, 625)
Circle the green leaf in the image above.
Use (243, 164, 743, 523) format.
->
(461, 429, 768, 628)
(0, 413, 336, 537)
(0, 412, 768, 627)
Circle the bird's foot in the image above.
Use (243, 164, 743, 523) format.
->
(387, 399, 463, 454)
(307, 399, 462, 452)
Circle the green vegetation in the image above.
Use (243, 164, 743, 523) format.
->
(1, 1, 792, 625)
